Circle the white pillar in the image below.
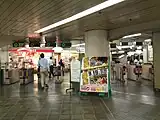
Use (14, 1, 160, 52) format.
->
(25, 37, 30, 48)
(153, 32, 160, 89)
(143, 45, 148, 63)
(40, 36, 46, 47)
(85, 30, 109, 57)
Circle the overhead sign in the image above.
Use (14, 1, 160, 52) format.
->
(45, 42, 72, 48)
(12, 40, 25, 47)
(12, 39, 72, 48)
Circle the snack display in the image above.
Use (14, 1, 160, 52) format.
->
(83, 57, 89, 68)
(82, 71, 89, 85)
(80, 57, 108, 93)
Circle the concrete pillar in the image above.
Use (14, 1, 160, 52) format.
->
(85, 30, 109, 57)
(25, 37, 30, 48)
(143, 45, 148, 63)
(56, 36, 61, 47)
(153, 32, 160, 89)
(40, 36, 46, 47)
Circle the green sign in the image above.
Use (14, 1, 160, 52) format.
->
(12, 41, 72, 48)
(12, 41, 25, 47)
(45, 42, 71, 48)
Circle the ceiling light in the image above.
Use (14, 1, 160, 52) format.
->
(35, 0, 125, 33)
(119, 55, 125, 59)
(118, 51, 125, 54)
(72, 43, 85, 47)
(123, 33, 142, 39)
(112, 52, 117, 54)
(144, 39, 151, 42)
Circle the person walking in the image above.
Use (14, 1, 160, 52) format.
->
(59, 59, 65, 76)
(38, 53, 49, 89)
(37, 57, 41, 79)
(49, 57, 54, 79)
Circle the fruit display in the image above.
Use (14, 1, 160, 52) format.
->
(83, 57, 89, 68)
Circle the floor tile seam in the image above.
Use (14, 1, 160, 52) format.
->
(112, 91, 160, 105)
(89, 99, 99, 120)
(100, 98, 116, 120)
(112, 90, 158, 99)
(58, 98, 64, 120)
(112, 96, 158, 106)
(1, 100, 20, 119)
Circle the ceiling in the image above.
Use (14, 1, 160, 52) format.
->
(0, 0, 160, 42)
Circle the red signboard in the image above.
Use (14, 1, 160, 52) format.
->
(9, 48, 54, 53)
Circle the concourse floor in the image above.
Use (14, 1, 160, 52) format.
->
(0, 75, 160, 120)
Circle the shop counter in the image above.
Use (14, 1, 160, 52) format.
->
(141, 64, 152, 80)
(127, 65, 137, 81)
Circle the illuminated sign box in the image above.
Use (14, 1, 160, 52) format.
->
(45, 42, 71, 48)
(12, 41, 72, 48)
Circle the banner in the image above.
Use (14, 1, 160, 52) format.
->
(71, 59, 80, 82)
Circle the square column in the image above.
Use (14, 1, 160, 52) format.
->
(153, 32, 160, 89)
(85, 30, 109, 57)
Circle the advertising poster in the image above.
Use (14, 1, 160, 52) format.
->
(80, 57, 108, 93)
(71, 59, 80, 82)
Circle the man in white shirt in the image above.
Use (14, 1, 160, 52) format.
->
(38, 53, 49, 89)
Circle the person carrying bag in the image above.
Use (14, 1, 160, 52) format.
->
(38, 53, 49, 89)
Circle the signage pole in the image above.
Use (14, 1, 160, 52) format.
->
(108, 56, 112, 98)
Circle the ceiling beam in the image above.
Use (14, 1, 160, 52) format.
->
(0, 34, 24, 47)
(109, 20, 160, 40)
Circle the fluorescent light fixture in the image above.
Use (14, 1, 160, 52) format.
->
(117, 46, 129, 49)
(117, 45, 134, 50)
(119, 55, 125, 59)
(111, 51, 124, 54)
(144, 39, 151, 42)
(118, 51, 125, 54)
(72, 43, 85, 47)
(123, 33, 142, 38)
(111, 51, 117, 54)
(35, 0, 125, 33)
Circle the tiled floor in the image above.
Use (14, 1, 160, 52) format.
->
(0, 74, 160, 120)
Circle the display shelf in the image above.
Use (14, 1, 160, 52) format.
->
(82, 64, 108, 71)
(80, 57, 109, 93)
